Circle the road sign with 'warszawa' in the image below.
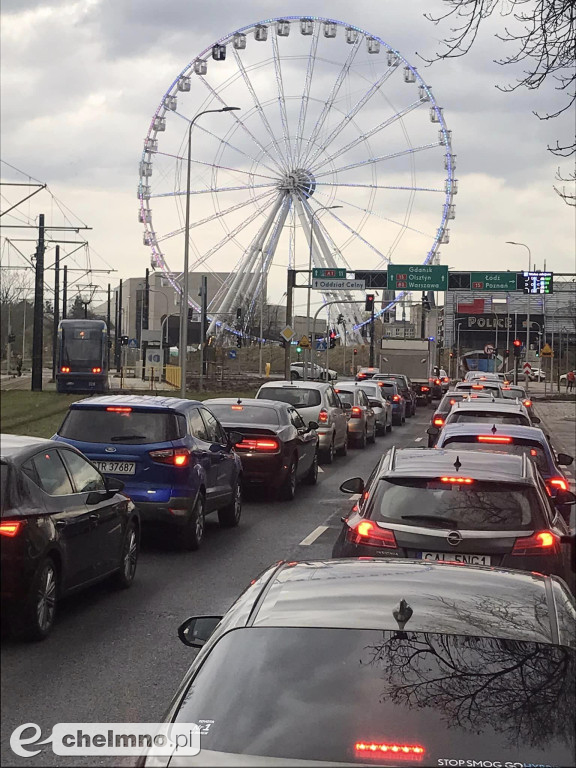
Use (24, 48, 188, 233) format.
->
(387, 265, 448, 291)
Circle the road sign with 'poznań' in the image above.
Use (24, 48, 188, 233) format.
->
(312, 278, 365, 291)
(312, 268, 346, 279)
(471, 272, 518, 291)
(387, 265, 448, 291)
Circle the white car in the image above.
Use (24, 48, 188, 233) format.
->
(290, 362, 337, 381)
(560, 370, 576, 384)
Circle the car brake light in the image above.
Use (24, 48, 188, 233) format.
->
(434, 379, 441, 385)
(149, 448, 190, 466)
(512, 530, 559, 555)
(346, 520, 397, 548)
(0, 520, 24, 537)
(471, 385, 484, 390)
(440, 476, 473, 484)
(449, 399, 456, 405)
(106, 406, 132, 412)
(92, 367, 102, 373)
(421, 386, 429, 392)
(477, 435, 512, 443)
(351, 406, 362, 418)
(235, 439, 279, 452)
(355, 742, 425, 758)
(433, 417, 444, 426)
(442, 377, 449, 383)
(523, 399, 532, 407)
(318, 408, 329, 424)
(358, 373, 366, 378)
(392, 395, 400, 402)
(231, 405, 243, 411)
(548, 477, 568, 492)
(60, 366, 70, 373)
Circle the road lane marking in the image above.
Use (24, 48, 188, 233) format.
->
(299, 525, 330, 546)
(318, 466, 324, 473)
(414, 437, 423, 442)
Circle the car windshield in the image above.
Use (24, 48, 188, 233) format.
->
(58, 408, 184, 444)
(457, 384, 501, 395)
(369, 478, 539, 530)
(174, 627, 574, 765)
(207, 404, 279, 425)
(440, 438, 550, 474)
(335, 390, 355, 405)
(501, 387, 527, 400)
(357, 385, 380, 398)
(259, 387, 321, 408)
(379, 376, 405, 388)
(450, 412, 529, 426)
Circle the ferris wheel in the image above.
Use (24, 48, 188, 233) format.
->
(138, 16, 455, 341)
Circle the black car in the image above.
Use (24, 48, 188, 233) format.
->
(0, 434, 140, 640)
(373, 374, 417, 416)
(138, 559, 576, 767)
(411, 378, 432, 405)
(203, 398, 318, 500)
(333, 447, 575, 588)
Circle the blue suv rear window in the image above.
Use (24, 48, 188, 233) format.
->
(58, 408, 185, 444)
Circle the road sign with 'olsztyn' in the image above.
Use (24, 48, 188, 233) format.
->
(388, 265, 448, 291)
(470, 272, 517, 291)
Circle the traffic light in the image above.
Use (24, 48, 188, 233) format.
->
(337, 314, 344, 325)
(236, 335, 242, 348)
(187, 308, 193, 321)
(449, 351, 454, 359)
(7, 333, 16, 344)
(329, 330, 336, 349)
(504, 349, 510, 359)
(513, 339, 522, 357)
(365, 294, 375, 312)
(120, 335, 129, 346)
(353, 348, 358, 356)
(296, 345, 302, 354)
(236, 307, 242, 320)
(421, 292, 431, 311)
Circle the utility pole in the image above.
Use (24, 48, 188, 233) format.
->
(199, 275, 207, 392)
(62, 265, 68, 319)
(142, 267, 149, 380)
(51, 245, 60, 381)
(116, 279, 123, 372)
(284, 269, 295, 380)
(106, 283, 111, 370)
(31, 214, 45, 391)
(369, 302, 375, 367)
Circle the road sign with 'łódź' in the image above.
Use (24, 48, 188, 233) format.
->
(387, 265, 448, 291)
(470, 272, 518, 291)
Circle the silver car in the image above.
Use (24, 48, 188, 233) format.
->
(334, 385, 376, 449)
(255, 380, 348, 464)
(355, 382, 393, 435)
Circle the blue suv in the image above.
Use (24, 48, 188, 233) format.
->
(53, 396, 243, 550)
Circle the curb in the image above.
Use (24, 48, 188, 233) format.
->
(534, 403, 574, 458)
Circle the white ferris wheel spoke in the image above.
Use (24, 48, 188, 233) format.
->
(152, 149, 280, 183)
(315, 181, 444, 193)
(315, 142, 442, 179)
(294, 24, 320, 165)
(150, 182, 277, 199)
(271, 33, 296, 169)
(231, 47, 290, 173)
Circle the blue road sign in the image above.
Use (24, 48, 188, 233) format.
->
(228, 350, 237, 359)
(316, 340, 327, 350)
(128, 338, 138, 349)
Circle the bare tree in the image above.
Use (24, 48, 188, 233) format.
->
(0, 268, 32, 305)
(421, 0, 576, 204)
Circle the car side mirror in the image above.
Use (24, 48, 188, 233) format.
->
(106, 476, 125, 493)
(557, 453, 574, 466)
(308, 421, 319, 431)
(86, 490, 108, 505)
(531, 416, 541, 424)
(177, 615, 222, 648)
(555, 489, 576, 507)
(227, 430, 244, 447)
(340, 477, 364, 494)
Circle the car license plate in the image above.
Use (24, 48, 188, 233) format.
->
(420, 551, 491, 565)
(95, 461, 136, 475)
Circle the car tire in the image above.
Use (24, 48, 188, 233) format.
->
(356, 429, 367, 449)
(386, 420, 393, 433)
(290, 371, 300, 381)
(112, 521, 139, 589)
(401, 413, 406, 424)
(321, 437, 335, 465)
(368, 423, 376, 444)
(218, 480, 242, 528)
(406, 404, 413, 418)
(428, 435, 436, 448)
(336, 436, 348, 457)
(392, 414, 401, 427)
(13, 556, 58, 641)
(304, 452, 319, 485)
(280, 457, 297, 501)
(180, 493, 205, 551)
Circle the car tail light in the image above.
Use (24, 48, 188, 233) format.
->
(60, 366, 70, 373)
(318, 408, 329, 424)
(346, 520, 397, 548)
(351, 406, 362, 418)
(92, 367, 102, 373)
(355, 742, 425, 759)
(358, 373, 366, 378)
(433, 416, 444, 426)
(548, 477, 568, 492)
(440, 476, 473, 484)
(442, 377, 449, 383)
(477, 435, 512, 444)
(392, 395, 400, 402)
(235, 439, 280, 453)
(106, 406, 132, 412)
(523, 399, 532, 407)
(231, 405, 243, 410)
(421, 386, 429, 392)
(149, 447, 190, 466)
(434, 378, 441, 385)
(471, 384, 484, 390)
(0, 520, 24, 537)
(512, 530, 559, 555)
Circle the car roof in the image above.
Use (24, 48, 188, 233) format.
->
(204, 398, 289, 411)
(258, 380, 328, 391)
(68, 395, 198, 411)
(437, 423, 550, 444)
(251, 559, 567, 645)
(450, 399, 528, 412)
(1, 434, 64, 462)
(384, 446, 531, 482)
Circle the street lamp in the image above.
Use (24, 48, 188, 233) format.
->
(179, 106, 240, 397)
(456, 320, 465, 378)
(506, 240, 532, 391)
(304, 204, 342, 381)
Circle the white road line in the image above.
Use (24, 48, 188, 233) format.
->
(414, 437, 423, 442)
(318, 466, 325, 473)
(299, 525, 330, 546)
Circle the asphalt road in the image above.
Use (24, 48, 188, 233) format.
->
(0, 404, 432, 767)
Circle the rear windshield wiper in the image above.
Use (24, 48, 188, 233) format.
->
(110, 434, 148, 442)
(401, 514, 459, 529)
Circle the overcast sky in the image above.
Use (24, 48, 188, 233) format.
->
(2, 0, 574, 312)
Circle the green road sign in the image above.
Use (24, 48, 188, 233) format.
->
(312, 268, 346, 279)
(470, 272, 517, 291)
(388, 264, 448, 291)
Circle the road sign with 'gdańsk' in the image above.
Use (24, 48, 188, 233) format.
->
(387, 265, 448, 291)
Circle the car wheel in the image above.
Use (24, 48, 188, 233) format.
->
(406, 404, 413, 418)
(113, 521, 139, 589)
(428, 435, 436, 448)
(392, 414, 401, 427)
(356, 429, 367, 449)
(14, 556, 58, 641)
(321, 436, 335, 465)
(368, 423, 376, 444)
(180, 493, 205, 551)
(336, 436, 348, 456)
(290, 371, 300, 381)
(401, 413, 406, 424)
(280, 457, 297, 501)
(304, 452, 319, 485)
(218, 480, 242, 528)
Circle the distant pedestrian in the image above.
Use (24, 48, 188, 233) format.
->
(567, 370, 575, 392)
(16, 354, 23, 377)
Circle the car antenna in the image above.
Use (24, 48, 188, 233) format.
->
(491, 424, 498, 434)
(454, 456, 462, 472)
(393, 599, 413, 631)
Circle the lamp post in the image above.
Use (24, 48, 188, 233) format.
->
(506, 241, 532, 391)
(179, 106, 240, 398)
(258, 248, 265, 376)
(304, 205, 342, 381)
(456, 320, 465, 379)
